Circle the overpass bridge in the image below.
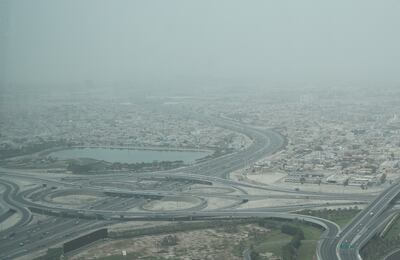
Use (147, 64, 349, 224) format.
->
(318, 182, 400, 260)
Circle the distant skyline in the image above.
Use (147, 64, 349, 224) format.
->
(1, 0, 400, 90)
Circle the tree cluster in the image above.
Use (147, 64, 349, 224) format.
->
(361, 235, 400, 260)
(67, 159, 185, 174)
(281, 224, 305, 260)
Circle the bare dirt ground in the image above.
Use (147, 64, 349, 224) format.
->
(142, 197, 201, 211)
(245, 172, 287, 184)
(51, 195, 99, 205)
(205, 197, 238, 210)
(185, 185, 235, 195)
(0, 213, 21, 231)
(233, 169, 385, 195)
(108, 221, 172, 232)
(236, 198, 350, 209)
(70, 224, 270, 260)
(274, 181, 385, 194)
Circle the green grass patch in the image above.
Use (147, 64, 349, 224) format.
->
(383, 214, 400, 241)
(300, 224, 322, 240)
(253, 230, 293, 256)
(295, 224, 322, 260)
(254, 219, 322, 260)
(330, 214, 359, 227)
(298, 240, 319, 260)
(297, 207, 361, 228)
(360, 214, 400, 260)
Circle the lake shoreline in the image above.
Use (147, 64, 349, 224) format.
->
(47, 146, 213, 164)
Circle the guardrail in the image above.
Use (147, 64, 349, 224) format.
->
(34, 228, 108, 260)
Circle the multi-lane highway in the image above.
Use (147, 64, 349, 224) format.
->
(317, 182, 400, 260)
(1, 115, 399, 260)
(0, 117, 291, 259)
(2, 169, 397, 260)
(0, 180, 32, 228)
(0, 174, 343, 259)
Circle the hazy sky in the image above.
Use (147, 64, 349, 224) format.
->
(2, 0, 400, 90)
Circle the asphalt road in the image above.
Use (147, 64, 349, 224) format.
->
(2, 174, 396, 260)
(319, 182, 400, 260)
(0, 115, 395, 260)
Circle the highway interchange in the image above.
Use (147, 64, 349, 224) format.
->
(1, 117, 399, 260)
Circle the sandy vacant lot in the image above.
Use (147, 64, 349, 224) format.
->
(186, 186, 236, 195)
(71, 224, 270, 260)
(51, 195, 99, 205)
(245, 172, 287, 184)
(233, 170, 385, 195)
(237, 198, 353, 209)
(205, 197, 239, 210)
(142, 197, 202, 211)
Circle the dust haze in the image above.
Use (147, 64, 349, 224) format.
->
(1, 0, 400, 95)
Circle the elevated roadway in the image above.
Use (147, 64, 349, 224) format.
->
(0, 114, 393, 260)
(317, 182, 400, 260)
